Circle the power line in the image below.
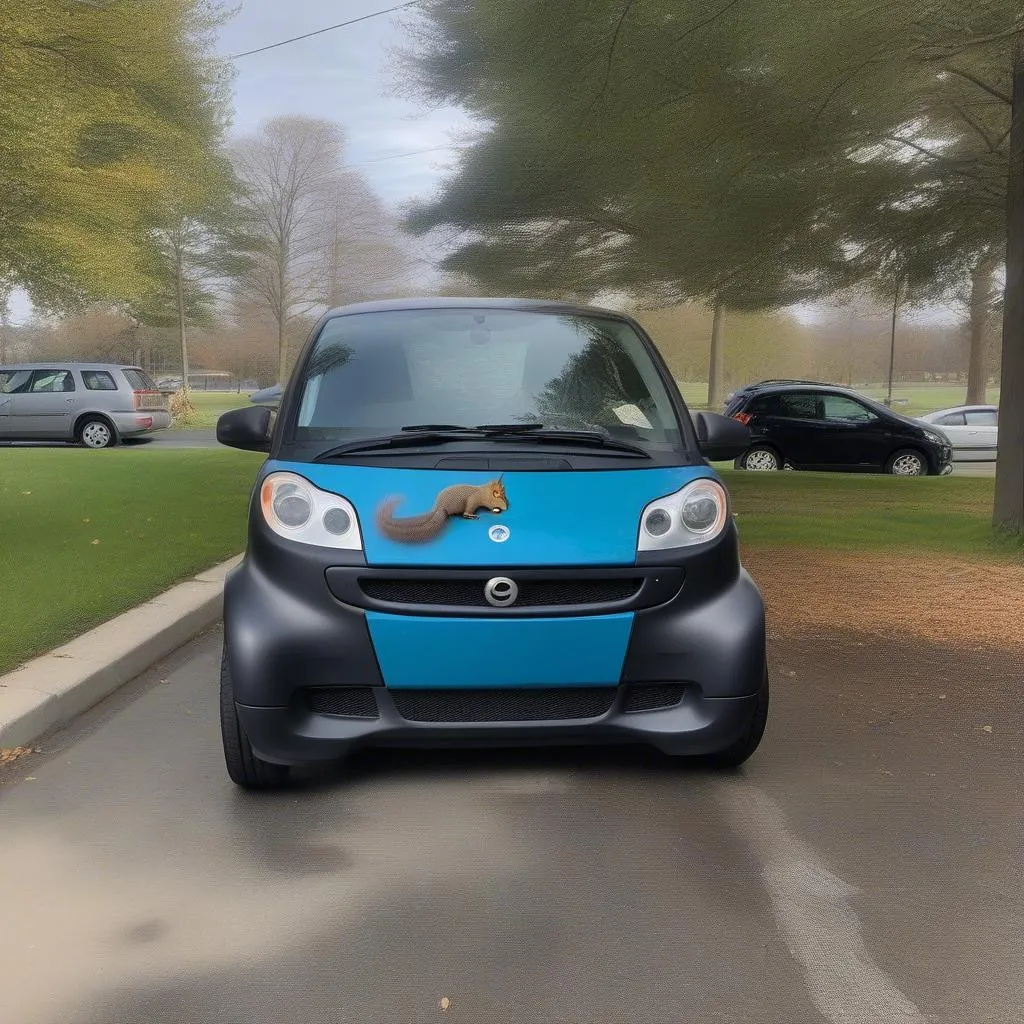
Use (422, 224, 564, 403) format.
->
(351, 145, 460, 165)
(227, 1, 422, 60)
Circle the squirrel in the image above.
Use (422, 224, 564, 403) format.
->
(375, 477, 508, 543)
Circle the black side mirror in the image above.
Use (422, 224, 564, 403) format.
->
(693, 411, 750, 462)
(217, 405, 273, 452)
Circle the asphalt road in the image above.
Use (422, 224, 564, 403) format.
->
(1, 625, 1021, 1024)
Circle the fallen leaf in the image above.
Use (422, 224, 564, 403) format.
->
(982, 725, 993, 733)
(91, 539, 100, 545)
(438, 996, 451, 1012)
(938, 694, 947, 700)
(0, 747, 34, 767)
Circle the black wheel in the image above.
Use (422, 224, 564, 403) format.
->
(220, 648, 290, 789)
(78, 417, 117, 449)
(885, 448, 928, 476)
(703, 671, 770, 769)
(736, 446, 781, 471)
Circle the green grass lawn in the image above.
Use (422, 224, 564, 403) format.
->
(0, 447, 264, 674)
(170, 390, 254, 430)
(1, 445, 1017, 675)
(720, 469, 1021, 561)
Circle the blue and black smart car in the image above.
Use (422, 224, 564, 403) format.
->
(215, 298, 767, 787)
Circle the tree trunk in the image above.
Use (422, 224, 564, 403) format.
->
(967, 254, 998, 405)
(176, 250, 189, 391)
(886, 282, 900, 407)
(707, 302, 724, 409)
(277, 312, 288, 387)
(994, 57, 1024, 534)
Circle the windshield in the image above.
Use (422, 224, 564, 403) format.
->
(291, 308, 685, 453)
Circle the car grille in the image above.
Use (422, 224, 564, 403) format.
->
(307, 686, 379, 718)
(622, 683, 686, 713)
(389, 687, 617, 722)
(358, 577, 642, 609)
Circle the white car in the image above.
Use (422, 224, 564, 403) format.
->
(918, 405, 998, 462)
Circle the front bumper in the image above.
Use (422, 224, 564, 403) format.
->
(223, 530, 767, 764)
(238, 685, 763, 765)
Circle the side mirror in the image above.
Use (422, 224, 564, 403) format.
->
(217, 405, 273, 452)
(693, 411, 750, 462)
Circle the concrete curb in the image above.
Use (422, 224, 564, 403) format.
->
(0, 554, 242, 750)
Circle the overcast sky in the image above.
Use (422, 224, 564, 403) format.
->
(6, 1, 960, 327)
(215, 0, 474, 209)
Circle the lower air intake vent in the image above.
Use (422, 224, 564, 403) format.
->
(623, 683, 686, 713)
(390, 687, 616, 723)
(307, 686, 379, 718)
(359, 577, 642, 608)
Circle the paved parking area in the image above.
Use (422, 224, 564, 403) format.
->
(1, 625, 1020, 1024)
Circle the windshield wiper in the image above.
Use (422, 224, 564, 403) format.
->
(476, 426, 651, 457)
(312, 430, 472, 459)
(312, 424, 651, 460)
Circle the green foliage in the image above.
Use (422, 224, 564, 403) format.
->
(0, 0, 236, 310)
(400, 0, 1019, 313)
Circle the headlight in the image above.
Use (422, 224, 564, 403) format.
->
(638, 478, 729, 550)
(923, 429, 947, 446)
(259, 471, 362, 549)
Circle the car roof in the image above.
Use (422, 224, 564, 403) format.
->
(732, 380, 854, 398)
(322, 295, 630, 319)
(921, 404, 997, 417)
(0, 362, 139, 370)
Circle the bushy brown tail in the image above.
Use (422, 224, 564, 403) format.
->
(375, 496, 450, 543)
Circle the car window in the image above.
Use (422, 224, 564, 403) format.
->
(964, 409, 997, 426)
(82, 370, 118, 391)
(936, 412, 966, 426)
(821, 394, 875, 422)
(30, 370, 75, 393)
(121, 368, 156, 390)
(746, 395, 775, 416)
(0, 369, 34, 394)
(293, 308, 685, 451)
(777, 393, 823, 419)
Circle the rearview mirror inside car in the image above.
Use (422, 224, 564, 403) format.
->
(694, 411, 750, 462)
(217, 405, 273, 452)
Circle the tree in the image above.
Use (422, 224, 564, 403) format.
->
(398, 0, 1024, 530)
(134, 162, 260, 393)
(0, 0, 235, 310)
(231, 117, 348, 384)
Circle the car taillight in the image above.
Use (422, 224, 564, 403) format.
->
(733, 412, 752, 425)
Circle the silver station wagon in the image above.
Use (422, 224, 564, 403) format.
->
(0, 363, 171, 448)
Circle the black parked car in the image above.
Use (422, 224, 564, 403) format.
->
(724, 380, 953, 476)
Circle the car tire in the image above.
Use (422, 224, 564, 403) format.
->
(703, 670, 770, 770)
(77, 417, 117, 449)
(885, 449, 928, 476)
(736, 446, 782, 471)
(220, 648, 291, 789)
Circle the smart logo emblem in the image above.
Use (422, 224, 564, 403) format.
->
(484, 577, 518, 608)
(488, 524, 510, 543)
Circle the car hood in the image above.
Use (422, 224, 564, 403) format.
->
(263, 460, 717, 566)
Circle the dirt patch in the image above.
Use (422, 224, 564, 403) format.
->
(745, 548, 1024, 651)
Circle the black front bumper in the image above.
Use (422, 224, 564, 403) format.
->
(223, 520, 767, 765)
(238, 684, 762, 764)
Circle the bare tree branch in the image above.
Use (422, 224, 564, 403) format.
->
(942, 66, 1012, 105)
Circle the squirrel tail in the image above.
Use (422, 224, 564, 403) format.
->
(375, 496, 449, 543)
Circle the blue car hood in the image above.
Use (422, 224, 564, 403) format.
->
(266, 460, 715, 567)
